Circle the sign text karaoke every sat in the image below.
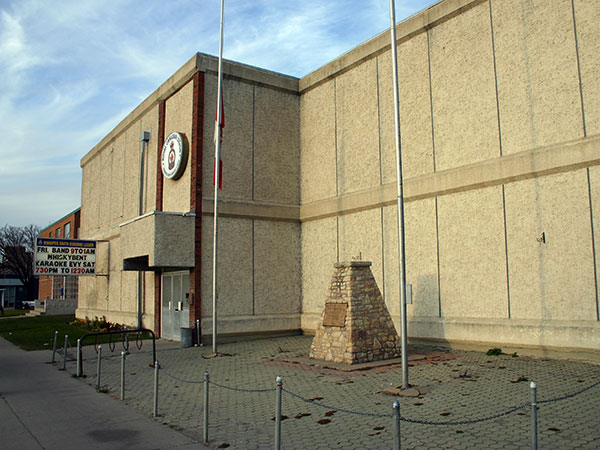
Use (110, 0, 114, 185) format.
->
(35, 238, 96, 276)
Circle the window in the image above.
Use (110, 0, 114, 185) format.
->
(56, 228, 61, 238)
(65, 222, 71, 238)
(49, 232, 53, 238)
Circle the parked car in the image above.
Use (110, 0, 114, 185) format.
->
(18, 301, 35, 310)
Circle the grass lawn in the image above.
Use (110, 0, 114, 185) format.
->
(2, 309, 28, 317)
(0, 315, 152, 351)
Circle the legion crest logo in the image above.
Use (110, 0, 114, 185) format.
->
(161, 132, 188, 180)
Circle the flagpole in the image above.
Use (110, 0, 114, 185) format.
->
(212, 0, 225, 355)
(389, 0, 409, 389)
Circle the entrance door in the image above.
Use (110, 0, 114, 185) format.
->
(161, 272, 190, 341)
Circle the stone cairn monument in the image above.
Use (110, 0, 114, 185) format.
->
(310, 261, 401, 364)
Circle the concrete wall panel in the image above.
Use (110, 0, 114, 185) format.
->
(143, 271, 155, 329)
(437, 186, 508, 319)
(97, 149, 112, 230)
(107, 237, 122, 314)
(122, 125, 143, 219)
(336, 58, 380, 194)
(383, 199, 440, 321)
(81, 159, 99, 234)
(378, 32, 434, 183)
(120, 271, 137, 319)
(201, 216, 253, 318)
(254, 87, 300, 204)
(429, 1, 500, 170)
(140, 105, 159, 214)
(505, 170, 597, 321)
(573, 0, 600, 136)
(254, 220, 301, 315)
(203, 75, 253, 201)
(300, 217, 338, 316)
(300, 80, 337, 204)
(163, 80, 193, 213)
(493, 0, 584, 154)
(107, 148, 123, 223)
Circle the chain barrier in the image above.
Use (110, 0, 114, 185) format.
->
(538, 378, 600, 405)
(282, 378, 600, 426)
(209, 379, 275, 393)
(160, 368, 205, 385)
(147, 362, 600, 426)
(399, 403, 529, 426)
(282, 388, 393, 418)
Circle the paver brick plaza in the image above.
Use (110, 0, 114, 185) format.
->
(68, 336, 600, 449)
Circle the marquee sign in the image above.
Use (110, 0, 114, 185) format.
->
(161, 132, 188, 180)
(34, 238, 96, 276)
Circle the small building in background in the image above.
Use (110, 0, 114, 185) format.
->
(0, 274, 25, 308)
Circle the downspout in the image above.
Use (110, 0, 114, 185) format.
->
(138, 129, 151, 329)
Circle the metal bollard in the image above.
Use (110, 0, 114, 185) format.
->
(62, 335, 68, 370)
(393, 400, 401, 450)
(51, 331, 58, 363)
(120, 351, 126, 400)
(76, 338, 82, 377)
(196, 319, 201, 347)
(203, 371, 209, 444)
(153, 361, 159, 417)
(275, 376, 282, 450)
(96, 345, 102, 390)
(530, 381, 538, 450)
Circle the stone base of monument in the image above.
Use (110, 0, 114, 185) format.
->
(309, 260, 401, 365)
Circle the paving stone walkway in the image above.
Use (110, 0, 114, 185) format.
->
(61, 335, 600, 449)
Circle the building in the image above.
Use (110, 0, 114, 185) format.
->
(0, 274, 25, 308)
(38, 208, 81, 303)
(79, 0, 600, 353)
(0, 245, 36, 307)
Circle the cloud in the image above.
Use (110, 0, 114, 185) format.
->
(0, 0, 435, 227)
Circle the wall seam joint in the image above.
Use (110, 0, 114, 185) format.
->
(488, 0, 504, 156)
(426, 29, 437, 172)
(376, 56, 383, 186)
(570, 0, 587, 138)
(586, 168, 599, 321)
(434, 197, 442, 318)
(501, 184, 511, 319)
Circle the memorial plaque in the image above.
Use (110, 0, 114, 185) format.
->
(322, 302, 347, 327)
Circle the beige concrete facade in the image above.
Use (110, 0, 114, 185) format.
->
(298, 0, 599, 353)
(79, 0, 599, 353)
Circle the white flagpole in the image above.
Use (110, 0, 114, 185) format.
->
(212, 0, 225, 355)
(389, 0, 409, 388)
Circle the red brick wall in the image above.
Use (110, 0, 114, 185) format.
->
(189, 71, 205, 340)
(154, 100, 166, 336)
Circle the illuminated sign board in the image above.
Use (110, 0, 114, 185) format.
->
(34, 238, 96, 276)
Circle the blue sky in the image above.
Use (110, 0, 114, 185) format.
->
(0, 0, 435, 228)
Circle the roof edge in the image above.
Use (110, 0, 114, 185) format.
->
(41, 207, 81, 233)
(299, 0, 482, 92)
(81, 53, 299, 168)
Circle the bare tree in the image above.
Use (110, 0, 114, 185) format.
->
(0, 224, 40, 300)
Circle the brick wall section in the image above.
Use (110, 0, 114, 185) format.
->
(310, 261, 401, 364)
(38, 209, 81, 300)
(189, 71, 205, 341)
(154, 100, 166, 336)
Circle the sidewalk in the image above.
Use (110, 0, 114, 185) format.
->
(0, 337, 202, 450)
(73, 335, 600, 449)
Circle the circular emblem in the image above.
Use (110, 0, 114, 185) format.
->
(161, 132, 188, 180)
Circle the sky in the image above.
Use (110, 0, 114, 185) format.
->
(0, 0, 435, 229)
